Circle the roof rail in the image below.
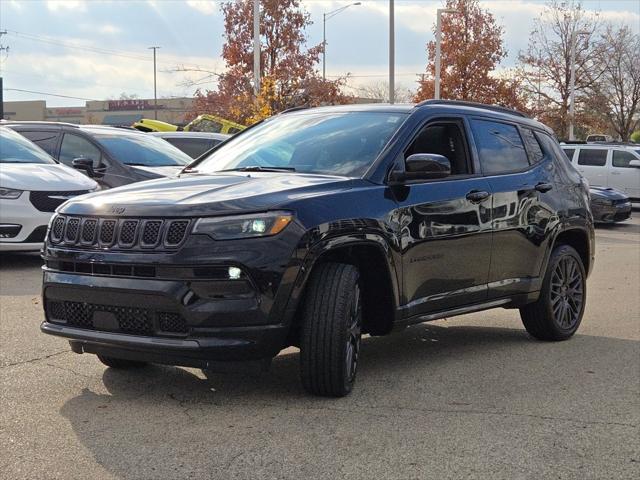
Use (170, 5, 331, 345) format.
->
(279, 105, 309, 114)
(416, 99, 528, 118)
(0, 120, 79, 127)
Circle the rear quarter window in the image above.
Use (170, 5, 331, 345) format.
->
(561, 148, 575, 161)
(18, 130, 59, 156)
(577, 149, 607, 166)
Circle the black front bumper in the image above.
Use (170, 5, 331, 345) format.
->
(41, 270, 291, 365)
(592, 202, 632, 223)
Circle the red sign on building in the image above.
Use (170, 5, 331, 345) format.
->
(107, 100, 163, 111)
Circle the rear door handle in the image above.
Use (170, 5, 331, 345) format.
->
(535, 182, 553, 193)
(466, 190, 490, 203)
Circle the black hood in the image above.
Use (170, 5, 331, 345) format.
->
(59, 171, 354, 217)
(589, 186, 628, 201)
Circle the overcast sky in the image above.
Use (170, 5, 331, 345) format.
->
(1, 0, 639, 106)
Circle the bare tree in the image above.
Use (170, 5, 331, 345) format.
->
(517, 0, 601, 137)
(358, 81, 413, 103)
(588, 25, 640, 141)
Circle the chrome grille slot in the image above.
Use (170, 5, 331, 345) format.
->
(118, 220, 139, 247)
(80, 219, 98, 244)
(99, 220, 116, 245)
(165, 220, 189, 247)
(64, 218, 80, 243)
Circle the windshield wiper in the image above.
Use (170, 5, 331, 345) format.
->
(220, 166, 296, 173)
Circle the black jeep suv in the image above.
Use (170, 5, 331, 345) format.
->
(41, 101, 595, 397)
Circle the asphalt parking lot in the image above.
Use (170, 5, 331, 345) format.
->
(1, 215, 639, 480)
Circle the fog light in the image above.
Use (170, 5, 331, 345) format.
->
(228, 267, 242, 280)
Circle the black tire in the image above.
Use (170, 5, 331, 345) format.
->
(97, 355, 148, 369)
(520, 244, 586, 341)
(300, 262, 362, 397)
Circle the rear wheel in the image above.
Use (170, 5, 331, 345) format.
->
(97, 355, 148, 369)
(520, 245, 586, 341)
(300, 263, 362, 397)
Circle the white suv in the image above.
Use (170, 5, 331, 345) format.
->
(0, 127, 98, 251)
(561, 144, 640, 200)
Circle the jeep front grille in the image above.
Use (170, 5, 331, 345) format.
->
(49, 215, 190, 250)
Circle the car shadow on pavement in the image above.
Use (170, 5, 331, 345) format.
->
(0, 252, 43, 268)
(56, 322, 640, 479)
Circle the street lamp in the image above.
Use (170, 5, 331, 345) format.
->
(435, 8, 457, 100)
(569, 29, 590, 141)
(323, 2, 361, 81)
(148, 46, 160, 120)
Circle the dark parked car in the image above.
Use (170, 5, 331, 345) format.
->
(40, 101, 594, 397)
(3, 122, 191, 188)
(151, 131, 230, 159)
(589, 186, 632, 223)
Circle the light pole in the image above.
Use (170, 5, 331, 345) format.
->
(253, 0, 260, 95)
(148, 46, 160, 119)
(323, 2, 361, 81)
(435, 8, 457, 100)
(389, 0, 394, 104)
(569, 29, 590, 140)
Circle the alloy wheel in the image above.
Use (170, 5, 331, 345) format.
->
(550, 255, 584, 329)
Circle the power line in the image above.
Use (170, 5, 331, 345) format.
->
(4, 88, 98, 101)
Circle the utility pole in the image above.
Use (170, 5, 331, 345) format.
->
(148, 46, 160, 120)
(322, 3, 360, 81)
(389, 0, 394, 104)
(253, 0, 260, 95)
(0, 30, 8, 120)
(435, 8, 457, 100)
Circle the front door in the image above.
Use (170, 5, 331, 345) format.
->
(610, 149, 640, 199)
(395, 118, 493, 319)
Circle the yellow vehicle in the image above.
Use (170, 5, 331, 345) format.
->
(132, 115, 246, 135)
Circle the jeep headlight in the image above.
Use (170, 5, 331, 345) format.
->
(0, 187, 23, 199)
(193, 211, 293, 240)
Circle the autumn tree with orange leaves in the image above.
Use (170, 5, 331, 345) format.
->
(414, 0, 526, 110)
(190, 0, 350, 125)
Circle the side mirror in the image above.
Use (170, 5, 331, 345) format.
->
(629, 159, 640, 168)
(389, 153, 451, 184)
(72, 157, 95, 177)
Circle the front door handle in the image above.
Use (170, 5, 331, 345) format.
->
(535, 182, 553, 193)
(466, 190, 490, 203)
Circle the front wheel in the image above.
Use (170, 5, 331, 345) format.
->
(520, 244, 586, 341)
(300, 263, 362, 397)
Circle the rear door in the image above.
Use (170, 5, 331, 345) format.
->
(468, 118, 556, 299)
(575, 147, 608, 187)
(396, 117, 493, 317)
(609, 149, 640, 199)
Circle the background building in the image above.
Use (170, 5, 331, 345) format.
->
(2, 97, 194, 126)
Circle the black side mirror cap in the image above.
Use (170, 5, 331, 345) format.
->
(72, 158, 95, 177)
(389, 153, 451, 184)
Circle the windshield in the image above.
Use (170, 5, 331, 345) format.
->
(0, 128, 56, 164)
(94, 133, 191, 167)
(194, 111, 408, 177)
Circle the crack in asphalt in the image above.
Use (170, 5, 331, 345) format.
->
(1, 349, 70, 369)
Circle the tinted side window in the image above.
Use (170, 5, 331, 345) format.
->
(165, 137, 213, 159)
(228, 127, 242, 135)
(470, 119, 529, 174)
(406, 122, 470, 175)
(19, 130, 59, 156)
(562, 148, 575, 161)
(612, 150, 637, 168)
(59, 134, 102, 166)
(521, 128, 544, 164)
(577, 149, 607, 166)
